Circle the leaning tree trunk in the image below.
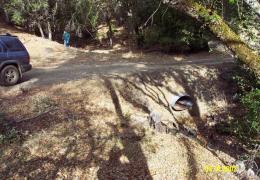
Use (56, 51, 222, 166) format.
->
(164, 0, 260, 76)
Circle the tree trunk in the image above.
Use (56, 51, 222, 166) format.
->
(164, 0, 260, 76)
(47, 21, 52, 40)
(37, 23, 45, 38)
(0, 7, 9, 23)
(222, 0, 228, 21)
(106, 13, 113, 47)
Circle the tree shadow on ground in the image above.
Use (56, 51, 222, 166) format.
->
(0, 44, 233, 95)
(171, 68, 246, 156)
(0, 89, 112, 179)
(0, 77, 153, 179)
(97, 76, 152, 179)
(0, 41, 244, 179)
(110, 73, 201, 178)
(107, 66, 246, 178)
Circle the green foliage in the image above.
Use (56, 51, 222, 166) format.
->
(2, 0, 101, 39)
(139, 6, 209, 52)
(200, 0, 260, 54)
(11, 11, 25, 24)
(233, 66, 260, 94)
(217, 88, 260, 143)
(230, 67, 260, 142)
(69, 0, 99, 32)
(143, 27, 160, 46)
(4, 0, 48, 26)
(240, 89, 260, 135)
(0, 0, 208, 51)
(215, 66, 260, 144)
(228, 0, 237, 5)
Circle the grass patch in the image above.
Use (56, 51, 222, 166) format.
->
(0, 113, 22, 145)
(30, 94, 56, 114)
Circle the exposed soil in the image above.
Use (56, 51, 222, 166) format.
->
(0, 22, 246, 179)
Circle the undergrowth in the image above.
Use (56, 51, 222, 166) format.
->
(0, 113, 22, 145)
(232, 66, 260, 146)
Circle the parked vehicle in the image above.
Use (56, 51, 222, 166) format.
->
(0, 34, 31, 86)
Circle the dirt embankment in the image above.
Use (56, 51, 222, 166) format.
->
(0, 23, 248, 179)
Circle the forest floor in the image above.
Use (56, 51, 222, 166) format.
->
(0, 23, 247, 179)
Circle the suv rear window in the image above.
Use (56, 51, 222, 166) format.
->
(1, 38, 25, 51)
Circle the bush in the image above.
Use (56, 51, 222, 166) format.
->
(143, 27, 160, 47)
(241, 89, 260, 137)
(139, 7, 210, 53)
(231, 67, 260, 143)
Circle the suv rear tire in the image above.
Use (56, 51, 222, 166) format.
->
(1, 65, 20, 86)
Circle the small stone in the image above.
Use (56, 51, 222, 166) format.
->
(130, 115, 149, 127)
(149, 111, 161, 124)
(183, 125, 197, 138)
(236, 161, 246, 174)
(155, 122, 168, 133)
(246, 168, 255, 178)
(59, 147, 68, 155)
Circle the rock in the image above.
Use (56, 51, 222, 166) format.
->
(149, 111, 161, 124)
(236, 161, 246, 174)
(154, 121, 168, 133)
(130, 115, 149, 127)
(208, 40, 231, 54)
(183, 125, 197, 138)
(246, 168, 256, 178)
(59, 147, 68, 155)
(148, 111, 179, 134)
(149, 111, 161, 129)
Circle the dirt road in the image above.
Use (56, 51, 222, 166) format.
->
(25, 55, 233, 85)
(0, 47, 234, 94)
(0, 22, 234, 90)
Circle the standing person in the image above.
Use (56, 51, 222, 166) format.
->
(63, 30, 70, 47)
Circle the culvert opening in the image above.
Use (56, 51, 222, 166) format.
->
(170, 95, 194, 111)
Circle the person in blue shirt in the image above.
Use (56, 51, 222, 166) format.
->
(63, 30, 70, 47)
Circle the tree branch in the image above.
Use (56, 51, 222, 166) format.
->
(144, 1, 162, 27)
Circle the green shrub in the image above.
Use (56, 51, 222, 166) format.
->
(240, 89, 260, 137)
(159, 36, 175, 45)
(221, 89, 260, 144)
(230, 67, 260, 143)
(159, 36, 191, 53)
(139, 7, 209, 52)
(143, 27, 160, 47)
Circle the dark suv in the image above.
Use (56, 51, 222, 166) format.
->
(0, 34, 32, 86)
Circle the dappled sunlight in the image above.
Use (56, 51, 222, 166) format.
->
(122, 51, 143, 59)
(173, 56, 185, 61)
(1, 21, 233, 68)
(91, 49, 112, 54)
(0, 67, 241, 179)
(0, 21, 244, 179)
